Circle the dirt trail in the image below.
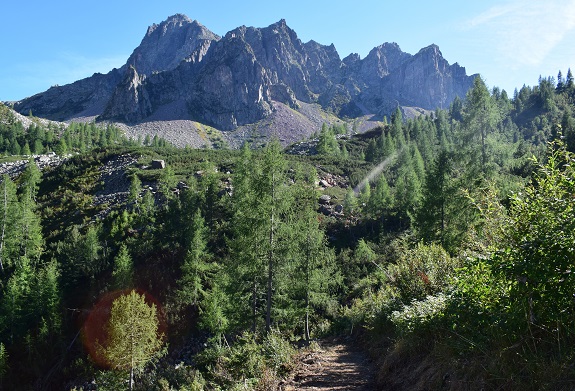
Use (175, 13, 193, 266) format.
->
(281, 339, 376, 390)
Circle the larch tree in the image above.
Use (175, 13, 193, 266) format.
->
(462, 76, 500, 176)
(176, 209, 213, 309)
(103, 290, 164, 391)
(287, 166, 339, 341)
(228, 140, 291, 333)
(0, 175, 18, 274)
(112, 244, 134, 290)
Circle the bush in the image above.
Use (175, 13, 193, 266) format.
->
(387, 242, 458, 303)
(391, 293, 450, 335)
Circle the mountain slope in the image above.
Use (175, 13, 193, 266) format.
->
(13, 14, 477, 146)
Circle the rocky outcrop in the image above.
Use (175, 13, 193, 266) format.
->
(0, 153, 69, 178)
(13, 69, 123, 121)
(99, 66, 153, 123)
(380, 45, 471, 110)
(14, 14, 478, 143)
(125, 14, 219, 76)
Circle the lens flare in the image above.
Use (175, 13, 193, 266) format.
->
(81, 289, 166, 368)
(353, 149, 401, 195)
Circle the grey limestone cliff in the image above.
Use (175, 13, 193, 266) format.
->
(14, 14, 477, 142)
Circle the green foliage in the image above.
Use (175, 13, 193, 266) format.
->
(112, 244, 134, 290)
(102, 290, 164, 390)
(317, 123, 340, 156)
(490, 140, 575, 333)
(0, 342, 7, 381)
(391, 293, 449, 335)
(5, 69, 575, 389)
(387, 243, 458, 303)
(196, 330, 294, 390)
(176, 209, 215, 310)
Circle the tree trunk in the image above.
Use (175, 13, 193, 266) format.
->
(266, 214, 274, 333)
(266, 173, 276, 333)
(252, 279, 257, 334)
(0, 181, 6, 272)
(305, 291, 310, 342)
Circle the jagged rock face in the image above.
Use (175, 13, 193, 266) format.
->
(100, 66, 153, 123)
(360, 43, 412, 80)
(125, 14, 220, 76)
(186, 32, 274, 130)
(15, 14, 477, 136)
(381, 45, 471, 110)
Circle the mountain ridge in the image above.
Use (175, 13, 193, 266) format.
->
(12, 14, 477, 147)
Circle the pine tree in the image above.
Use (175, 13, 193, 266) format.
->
(1, 257, 32, 343)
(557, 70, 565, 92)
(416, 150, 453, 247)
(33, 259, 62, 337)
(368, 173, 393, 220)
(344, 189, 358, 216)
(128, 174, 142, 210)
(567, 68, 575, 92)
(17, 161, 43, 262)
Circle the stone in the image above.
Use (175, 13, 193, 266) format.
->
(151, 160, 166, 169)
(319, 194, 331, 205)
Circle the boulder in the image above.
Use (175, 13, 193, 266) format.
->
(151, 160, 166, 169)
(319, 194, 332, 205)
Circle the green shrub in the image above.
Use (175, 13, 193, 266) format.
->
(391, 293, 450, 335)
(387, 242, 458, 303)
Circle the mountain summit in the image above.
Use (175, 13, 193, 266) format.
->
(13, 15, 476, 146)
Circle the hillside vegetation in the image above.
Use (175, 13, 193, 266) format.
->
(1, 72, 575, 390)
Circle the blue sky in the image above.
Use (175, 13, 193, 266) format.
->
(2, 0, 575, 101)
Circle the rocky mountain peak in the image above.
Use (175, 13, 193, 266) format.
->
(146, 14, 193, 36)
(127, 15, 219, 77)
(14, 14, 478, 146)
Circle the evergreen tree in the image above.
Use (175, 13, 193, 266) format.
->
(344, 189, 358, 216)
(317, 124, 339, 155)
(128, 174, 142, 210)
(1, 257, 32, 343)
(228, 140, 291, 333)
(416, 150, 455, 248)
(54, 138, 67, 155)
(17, 161, 43, 262)
(567, 68, 575, 92)
(368, 173, 393, 220)
(33, 259, 62, 338)
(557, 70, 565, 92)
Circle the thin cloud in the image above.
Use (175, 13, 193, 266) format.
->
(464, 0, 575, 68)
(465, 3, 521, 29)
